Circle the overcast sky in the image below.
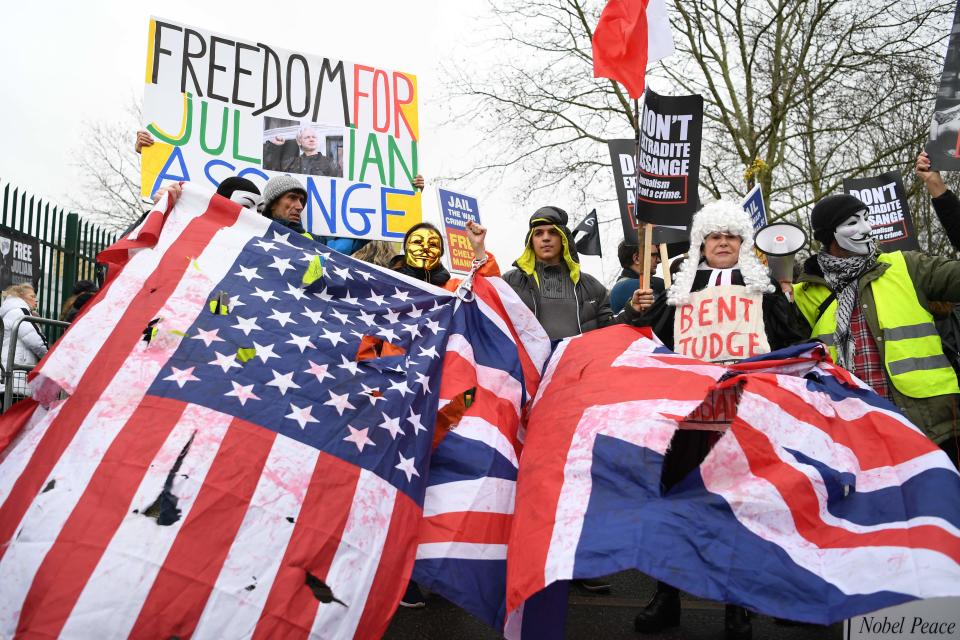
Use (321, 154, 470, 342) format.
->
(0, 0, 606, 276)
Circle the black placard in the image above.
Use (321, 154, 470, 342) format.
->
(842, 170, 919, 252)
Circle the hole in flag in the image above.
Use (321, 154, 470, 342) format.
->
(434, 387, 477, 449)
(41, 479, 56, 493)
(142, 431, 195, 526)
(305, 572, 348, 607)
(356, 335, 406, 361)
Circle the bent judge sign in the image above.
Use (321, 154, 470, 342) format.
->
(674, 284, 770, 362)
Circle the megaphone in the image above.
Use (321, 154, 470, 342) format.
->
(755, 222, 807, 281)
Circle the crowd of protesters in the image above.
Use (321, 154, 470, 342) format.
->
(2, 133, 958, 638)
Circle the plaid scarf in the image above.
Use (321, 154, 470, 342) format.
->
(817, 245, 879, 369)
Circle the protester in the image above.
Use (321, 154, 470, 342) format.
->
(259, 175, 308, 234)
(626, 201, 806, 640)
(391, 220, 497, 290)
(0, 284, 47, 399)
(59, 279, 98, 323)
(609, 240, 665, 312)
(795, 193, 960, 467)
(915, 150, 960, 249)
(503, 206, 617, 342)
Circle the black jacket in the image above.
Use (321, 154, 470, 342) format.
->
(502, 266, 616, 336)
(931, 189, 960, 251)
(624, 269, 807, 352)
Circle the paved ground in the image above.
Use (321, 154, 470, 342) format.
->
(385, 570, 842, 639)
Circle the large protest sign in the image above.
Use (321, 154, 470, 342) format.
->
(843, 171, 919, 251)
(673, 285, 769, 362)
(608, 138, 690, 246)
(926, 1, 960, 170)
(437, 188, 480, 273)
(141, 17, 421, 241)
(845, 598, 960, 639)
(0, 227, 40, 290)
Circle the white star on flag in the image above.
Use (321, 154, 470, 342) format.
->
(267, 310, 294, 327)
(252, 341, 280, 363)
(401, 323, 422, 339)
(314, 288, 334, 303)
(416, 345, 439, 360)
(366, 291, 387, 306)
(163, 366, 199, 388)
(329, 308, 352, 324)
(425, 318, 442, 335)
(304, 360, 334, 382)
(341, 292, 360, 305)
(301, 307, 324, 324)
(286, 333, 316, 353)
(251, 287, 278, 303)
(192, 327, 224, 347)
(337, 354, 361, 376)
(331, 264, 352, 280)
(357, 310, 377, 325)
(232, 316, 261, 335)
(319, 328, 346, 347)
(268, 256, 294, 275)
(391, 288, 411, 302)
(378, 412, 404, 439)
(225, 381, 260, 406)
(414, 371, 431, 393)
(254, 239, 276, 252)
(228, 294, 245, 309)
(286, 402, 319, 429)
(355, 269, 373, 281)
(234, 265, 261, 282)
(395, 453, 420, 482)
(389, 379, 412, 397)
(271, 230, 295, 246)
(266, 370, 302, 395)
(343, 425, 375, 452)
(324, 390, 356, 416)
(209, 351, 242, 373)
(284, 283, 307, 301)
(406, 306, 423, 319)
(407, 410, 426, 434)
(377, 326, 399, 343)
(360, 383, 386, 405)
(383, 308, 401, 324)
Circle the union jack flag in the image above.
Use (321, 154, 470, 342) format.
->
(0, 184, 509, 639)
(506, 327, 960, 627)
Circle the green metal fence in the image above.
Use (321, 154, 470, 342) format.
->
(0, 180, 119, 342)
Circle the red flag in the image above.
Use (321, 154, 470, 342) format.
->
(593, 0, 672, 99)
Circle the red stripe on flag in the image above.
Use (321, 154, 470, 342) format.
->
(352, 491, 421, 640)
(127, 418, 276, 640)
(15, 396, 188, 638)
(0, 398, 38, 455)
(0, 195, 238, 560)
(732, 418, 960, 563)
(419, 511, 512, 545)
(438, 352, 477, 401)
(507, 326, 714, 611)
(747, 377, 939, 469)
(252, 453, 361, 640)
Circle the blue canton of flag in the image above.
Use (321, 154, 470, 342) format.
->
(147, 226, 454, 504)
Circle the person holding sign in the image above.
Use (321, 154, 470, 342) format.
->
(795, 194, 960, 466)
(626, 201, 804, 360)
(626, 201, 805, 640)
(504, 206, 617, 342)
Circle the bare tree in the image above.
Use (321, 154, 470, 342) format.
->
(444, 0, 954, 249)
(71, 98, 147, 231)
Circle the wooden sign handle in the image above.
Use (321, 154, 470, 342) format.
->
(659, 243, 671, 288)
(640, 223, 653, 290)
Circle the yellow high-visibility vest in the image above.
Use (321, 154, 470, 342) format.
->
(794, 251, 959, 398)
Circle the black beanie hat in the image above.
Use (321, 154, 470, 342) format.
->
(216, 176, 261, 199)
(810, 194, 868, 245)
(528, 206, 569, 228)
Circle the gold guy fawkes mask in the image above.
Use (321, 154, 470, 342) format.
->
(405, 227, 443, 270)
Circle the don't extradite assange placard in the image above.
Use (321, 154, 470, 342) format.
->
(141, 17, 422, 241)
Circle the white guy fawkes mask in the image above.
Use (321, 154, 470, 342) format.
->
(834, 210, 873, 255)
(230, 190, 263, 210)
